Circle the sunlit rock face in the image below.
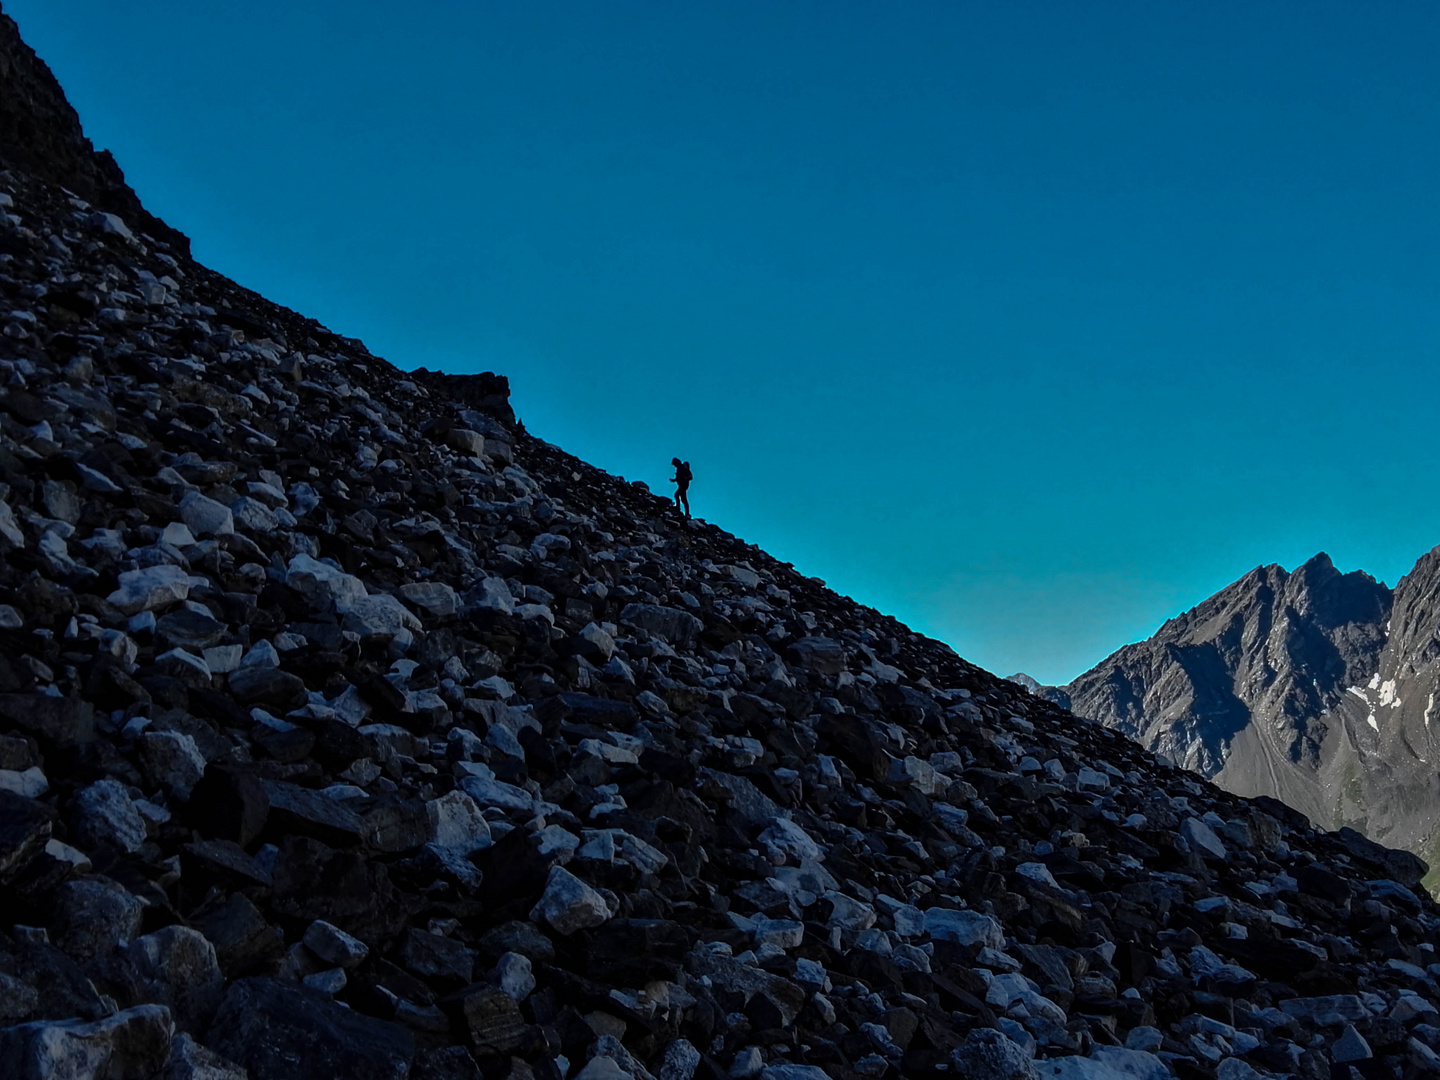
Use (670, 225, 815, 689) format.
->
(1062, 548, 1440, 885)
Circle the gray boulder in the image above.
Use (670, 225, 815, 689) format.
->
(0, 1003, 173, 1080)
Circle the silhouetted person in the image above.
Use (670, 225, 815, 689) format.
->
(671, 457, 692, 518)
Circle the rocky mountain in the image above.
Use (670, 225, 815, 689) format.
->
(1060, 551, 1440, 892)
(4, 10, 1440, 1080)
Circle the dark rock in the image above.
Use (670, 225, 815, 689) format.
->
(187, 765, 270, 848)
(207, 977, 414, 1080)
(0, 693, 94, 747)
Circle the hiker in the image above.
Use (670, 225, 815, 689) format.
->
(671, 457, 692, 518)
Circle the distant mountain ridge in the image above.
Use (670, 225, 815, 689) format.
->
(1014, 549, 1440, 886)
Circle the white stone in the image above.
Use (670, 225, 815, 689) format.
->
(179, 492, 234, 536)
(342, 593, 423, 637)
(0, 767, 48, 798)
(759, 817, 823, 863)
(578, 621, 616, 661)
(1180, 817, 1228, 860)
(89, 211, 135, 240)
(574, 1058, 632, 1080)
(426, 790, 492, 854)
(924, 907, 1005, 948)
(489, 951, 535, 1001)
(1016, 862, 1060, 888)
(203, 645, 243, 674)
(469, 576, 515, 615)
(530, 865, 615, 935)
(107, 564, 192, 615)
(446, 428, 485, 456)
(229, 496, 277, 532)
(286, 553, 368, 611)
(161, 522, 196, 547)
(824, 891, 876, 932)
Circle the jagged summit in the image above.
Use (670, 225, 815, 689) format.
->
(1063, 546, 1440, 888)
(3, 14, 1440, 1080)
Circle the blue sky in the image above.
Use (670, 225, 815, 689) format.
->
(12, 2, 1440, 684)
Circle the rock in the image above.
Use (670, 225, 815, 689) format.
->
(400, 581, 459, 619)
(446, 428, 485, 455)
(759, 1068, 833, 1080)
(0, 790, 52, 878)
(924, 906, 1005, 948)
(445, 983, 526, 1057)
(659, 1039, 701, 1080)
(0, 765, 47, 798)
(397, 928, 476, 986)
(758, 817, 822, 862)
(467, 577, 514, 615)
(54, 876, 146, 959)
(1180, 816, 1228, 860)
(156, 608, 228, 652)
(0, 694, 95, 748)
(343, 593, 424, 638)
(427, 790, 492, 854)
(951, 1028, 1038, 1080)
(227, 664, 308, 708)
(302, 919, 370, 968)
(576, 621, 617, 662)
(0, 1004, 174, 1080)
(1087, 1047, 1169, 1080)
(1280, 994, 1369, 1026)
(261, 779, 366, 845)
(0, 971, 39, 1020)
(1331, 1024, 1373, 1062)
(207, 977, 413, 1080)
(195, 893, 285, 975)
(70, 778, 148, 853)
(286, 554, 369, 611)
(128, 926, 225, 1034)
(187, 765, 269, 846)
(107, 565, 193, 615)
(619, 603, 704, 645)
(530, 865, 614, 934)
(160, 1032, 247, 1080)
(179, 492, 234, 536)
(488, 952, 535, 1001)
(575, 1057, 632, 1080)
(136, 731, 207, 798)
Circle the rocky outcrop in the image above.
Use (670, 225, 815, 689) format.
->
(0, 5, 190, 258)
(3, 14, 1440, 1080)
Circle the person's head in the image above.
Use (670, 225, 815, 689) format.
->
(672, 457, 681, 467)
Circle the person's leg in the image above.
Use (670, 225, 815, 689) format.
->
(680, 489, 690, 517)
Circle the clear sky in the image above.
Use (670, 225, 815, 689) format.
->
(11, 2, 1440, 684)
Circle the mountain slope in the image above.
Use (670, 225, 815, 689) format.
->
(1064, 550, 1440, 885)
(3, 11, 1440, 1080)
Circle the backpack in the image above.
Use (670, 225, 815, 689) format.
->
(679, 462, 692, 484)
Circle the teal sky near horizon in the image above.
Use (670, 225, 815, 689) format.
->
(10, 2, 1440, 685)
